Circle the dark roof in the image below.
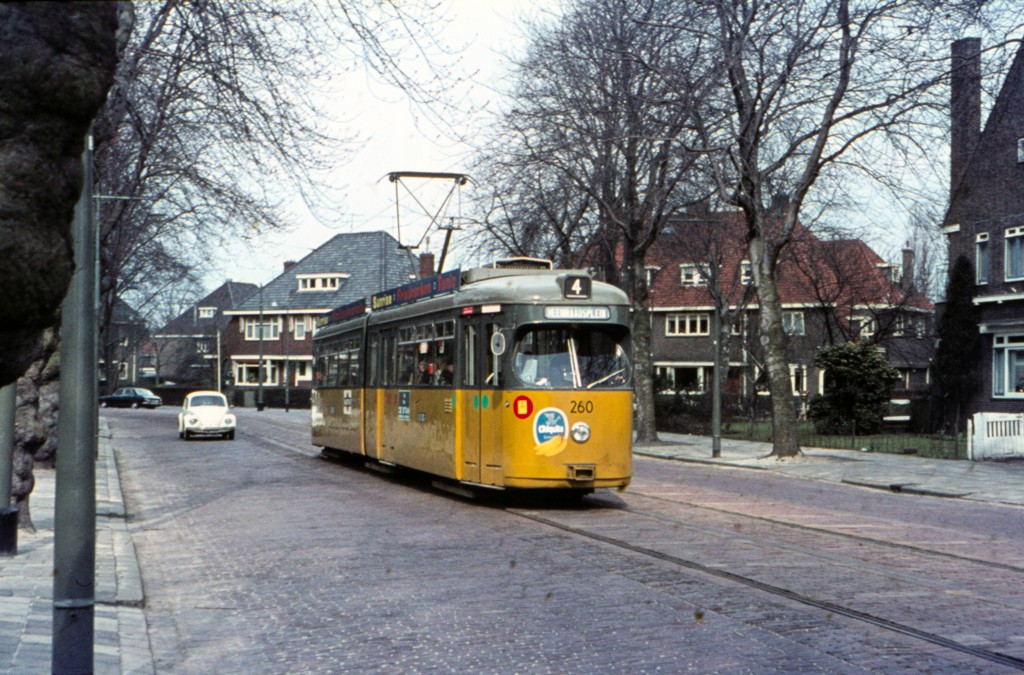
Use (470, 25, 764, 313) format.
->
(230, 231, 419, 314)
(154, 280, 259, 337)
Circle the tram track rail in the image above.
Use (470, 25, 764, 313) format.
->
(625, 488, 1024, 575)
(508, 502, 1024, 671)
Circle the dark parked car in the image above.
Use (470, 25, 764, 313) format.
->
(99, 387, 163, 409)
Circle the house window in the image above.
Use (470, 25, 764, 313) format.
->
(196, 340, 209, 354)
(1006, 227, 1024, 281)
(294, 316, 307, 340)
(297, 274, 350, 291)
(666, 313, 710, 336)
(856, 317, 876, 339)
(1018, 137, 1024, 163)
(198, 306, 216, 319)
(237, 363, 277, 385)
(645, 265, 661, 289)
(679, 264, 706, 287)
(790, 364, 806, 395)
(992, 334, 1024, 396)
(741, 261, 757, 284)
(244, 316, 281, 341)
(783, 311, 805, 336)
(976, 233, 989, 284)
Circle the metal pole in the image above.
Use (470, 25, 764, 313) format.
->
(257, 285, 265, 411)
(216, 327, 222, 393)
(712, 309, 722, 458)
(0, 382, 17, 555)
(284, 316, 290, 412)
(53, 134, 98, 673)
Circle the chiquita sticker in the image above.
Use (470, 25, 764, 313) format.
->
(533, 408, 568, 457)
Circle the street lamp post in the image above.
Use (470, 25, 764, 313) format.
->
(284, 314, 291, 413)
(257, 284, 265, 411)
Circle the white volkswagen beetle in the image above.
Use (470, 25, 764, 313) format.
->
(178, 390, 236, 440)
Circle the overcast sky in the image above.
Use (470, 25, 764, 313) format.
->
(211, 0, 552, 287)
(207, 0, 961, 293)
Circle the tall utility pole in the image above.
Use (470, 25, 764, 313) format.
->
(53, 135, 98, 673)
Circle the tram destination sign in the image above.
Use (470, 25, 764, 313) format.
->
(319, 298, 367, 328)
(371, 268, 461, 311)
(544, 306, 611, 321)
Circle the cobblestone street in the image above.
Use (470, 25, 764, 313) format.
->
(104, 409, 1024, 673)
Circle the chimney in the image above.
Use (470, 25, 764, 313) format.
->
(419, 252, 435, 279)
(950, 38, 981, 198)
(283, 260, 296, 273)
(901, 245, 915, 291)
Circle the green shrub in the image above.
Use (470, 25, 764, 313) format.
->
(808, 342, 899, 435)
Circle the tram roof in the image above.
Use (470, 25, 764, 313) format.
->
(316, 266, 628, 337)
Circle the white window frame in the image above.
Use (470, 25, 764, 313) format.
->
(297, 273, 350, 292)
(1006, 227, 1024, 281)
(237, 363, 278, 386)
(293, 315, 307, 340)
(666, 313, 710, 336)
(679, 264, 707, 287)
(783, 311, 805, 336)
(244, 316, 281, 341)
(198, 306, 217, 319)
(976, 232, 989, 285)
(740, 260, 752, 285)
(790, 364, 807, 396)
(992, 333, 1024, 397)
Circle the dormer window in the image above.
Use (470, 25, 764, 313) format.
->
(740, 261, 752, 285)
(297, 273, 350, 291)
(679, 264, 706, 287)
(198, 306, 216, 319)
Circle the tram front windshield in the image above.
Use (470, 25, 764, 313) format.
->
(512, 326, 630, 389)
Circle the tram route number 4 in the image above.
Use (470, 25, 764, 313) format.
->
(563, 275, 591, 300)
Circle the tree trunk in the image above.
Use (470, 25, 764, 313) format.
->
(756, 259, 801, 458)
(630, 258, 659, 444)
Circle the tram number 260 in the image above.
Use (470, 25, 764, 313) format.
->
(570, 400, 594, 414)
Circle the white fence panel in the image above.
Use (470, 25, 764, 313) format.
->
(969, 412, 1024, 460)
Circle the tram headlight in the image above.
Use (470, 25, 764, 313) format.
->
(570, 422, 591, 443)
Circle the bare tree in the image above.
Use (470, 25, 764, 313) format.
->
(91, 1, 462, 393)
(679, 0, 1016, 457)
(473, 0, 711, 442)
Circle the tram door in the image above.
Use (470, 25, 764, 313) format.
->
(458, 318, 504, 485)
(362, 332, 381, 459)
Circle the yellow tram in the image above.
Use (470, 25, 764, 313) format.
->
(310, 259, 632, 495)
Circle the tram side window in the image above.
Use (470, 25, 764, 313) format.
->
(345, 338, 361, 387)
(398, 326, 421, 385)
(366, 334, 379, 387)
(382, 333, 397, 385)
(485, 322, 502, 388)
(433, 319, 455, 387)
(327, 351, 343, 387)
(461, 324, 477, 387)
(314, 354, 327, 386)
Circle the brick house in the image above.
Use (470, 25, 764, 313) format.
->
(942, 38, 1024, 414)
(222, 231, 419, 404)
(150, 280, 258, 387)
(645, 210, 933, 408)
